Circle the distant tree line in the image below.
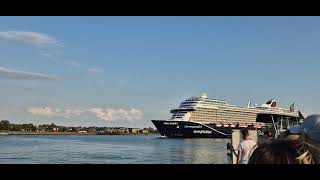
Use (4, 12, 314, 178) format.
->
(0, 120, 158, 134)
(0, 120, 96, 133)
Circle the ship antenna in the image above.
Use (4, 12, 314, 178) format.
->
(290, 101, 295, 112)
(201, 92, 208, 98)
(247, 99, 251, 107)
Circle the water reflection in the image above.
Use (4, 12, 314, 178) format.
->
(152, 138, 231, 164)
(0, 135, 231, 164)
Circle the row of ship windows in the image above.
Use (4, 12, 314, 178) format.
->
(194, 108, 255, 112)
(196, 106, 257, 112)
(183, 101, 226, 104)
(191, 113, 256, 117)
(191, 110, 256, 114)
(190, 116, 256, 121)
(191, 112, 256, 117)
(190, 115, 256, 120)
(190, 116, 256, 120)
(192, 111, 256, 116)
(189, 119, 256, 123)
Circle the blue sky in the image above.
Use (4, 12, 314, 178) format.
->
(0, 16, 319, 127)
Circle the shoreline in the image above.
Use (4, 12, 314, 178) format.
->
(0, 131, 159, 136)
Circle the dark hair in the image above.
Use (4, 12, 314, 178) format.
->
(278, 130, 290, 139)
(248, 139, 300, 164)
(264, 130, 272, 137)
(242, 129, 249, 137)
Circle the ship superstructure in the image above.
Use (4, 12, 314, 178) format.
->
(152, 93, 306, 138)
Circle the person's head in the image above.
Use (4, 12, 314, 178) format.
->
(242, 129, 249, 140)
(287, 134, 301, 141)
(289, 114, 320, 145)
(295, 142, 320, 164)
(248, 139, 300, 164)
(248, 139, 320, 164)
(278, 129, 300, 141)
(265, 131, 272, 138)
(278, 129, 290, 139)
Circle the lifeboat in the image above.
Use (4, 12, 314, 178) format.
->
(215, 124, 222, 127)
(254, 124, 262, 128)
(229, 124, 236, 128)
(239, 123, 248, 128)
(223, 124, 229, 127)
(253, 123, 263, 129)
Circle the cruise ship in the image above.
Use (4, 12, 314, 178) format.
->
(152, 93, 307, 138)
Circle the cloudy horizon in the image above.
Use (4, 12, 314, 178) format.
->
(1, 16, 320, 127)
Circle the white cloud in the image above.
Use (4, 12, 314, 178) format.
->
(28, 107, 56, 117)
(41, 52, 53, 58)
(28, 107, 84, 119)
(64, 109, 84, 117)
(70, 61, 80, 67)
(40, 51, 60, 63)
(28, 106, 144, 122)
(0, 66, 57, 80)
(0, 31, 63, 47)
(87, 68, 101, 74)
(88, 108, 144, 121)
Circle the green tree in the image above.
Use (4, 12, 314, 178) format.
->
(61, 127, 67, 132)
(10, 124, 22, 131)
(0, 120, 10, 130)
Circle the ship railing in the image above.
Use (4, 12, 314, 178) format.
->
(170, 107, 196, 110)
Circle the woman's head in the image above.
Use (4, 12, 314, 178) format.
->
(248, 139, 300, 164)
(248, 139, 320, 164)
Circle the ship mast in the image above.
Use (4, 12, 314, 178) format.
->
(201, 92, 208, 98)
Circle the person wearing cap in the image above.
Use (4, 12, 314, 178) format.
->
(288, 126, 302, 141)
(289, 114, 320, 146)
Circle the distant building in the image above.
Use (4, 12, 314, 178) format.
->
(142, 130, 148, 134)
(129, 128, 140, 133)
(119, 127, 129, 133)
(139, 129, 149, 134)
(87, 127, 96, 133)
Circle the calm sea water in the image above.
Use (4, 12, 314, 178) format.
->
(0, 135, 231, 164)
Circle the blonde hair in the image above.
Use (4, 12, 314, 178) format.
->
(296, 141, 320, 164)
